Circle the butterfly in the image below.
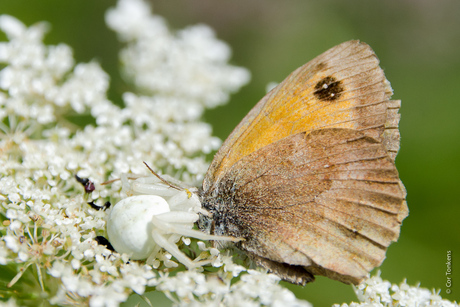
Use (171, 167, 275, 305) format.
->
(198, 40, 408, 285)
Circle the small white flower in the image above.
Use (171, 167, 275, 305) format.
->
(71, 259, 81, 270)
(0, 15, 27, 39)
(7, 193, 20, 203)
(88, 284, 129, 307)
(0, 241, 11, 265)
(17, 251, 29, 262)
(48, 261, 68, 278)
(3, 235, 19, 253)
(8, 220, 22, 231)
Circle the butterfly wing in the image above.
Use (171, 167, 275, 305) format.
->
(213, 128, 407, 284)
(203, 40, 401, 192)
(201, 40, 407, 285)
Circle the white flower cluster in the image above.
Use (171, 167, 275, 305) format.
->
(334, 272, 458, 307)
(106, 0, 250, 109)
(0, 1, 312, 306)
(155, 251, 313, 307)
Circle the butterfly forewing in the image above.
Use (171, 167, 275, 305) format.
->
(204, 40, 401, 192)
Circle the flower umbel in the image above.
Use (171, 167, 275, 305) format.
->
(334, 272, 458, 307)
(0, 0, 256, 305)
(0, 1, 309, 306)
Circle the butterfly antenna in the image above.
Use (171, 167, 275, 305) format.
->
(143, 161, 182, 191)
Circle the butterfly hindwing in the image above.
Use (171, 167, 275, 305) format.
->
(216, 128, 407, 284)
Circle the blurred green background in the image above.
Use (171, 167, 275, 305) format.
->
(1, 0, 459, 306)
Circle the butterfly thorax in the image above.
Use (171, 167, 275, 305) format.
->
(198, 182, 249, 244)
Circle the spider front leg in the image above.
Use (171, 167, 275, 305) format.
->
(149, 211, 241, 269)
(149, 229, 200, 269)
(152, 212, 241, 242)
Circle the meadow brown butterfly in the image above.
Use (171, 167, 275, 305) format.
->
(198, 40, 408, 285)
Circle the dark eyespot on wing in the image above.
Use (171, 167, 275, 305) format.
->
(313, 76, 344, 101)
(312, 62, 327, 74)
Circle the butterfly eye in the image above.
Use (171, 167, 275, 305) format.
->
(106, 174, 240, 269)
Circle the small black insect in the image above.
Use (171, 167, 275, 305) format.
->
(95, 236, 115, 252)
(87, 201, 111, 211)
(75, 175, 96, 193)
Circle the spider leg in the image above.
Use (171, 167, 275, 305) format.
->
(152, 215, 242, 242)
(151, 231, 198, 269)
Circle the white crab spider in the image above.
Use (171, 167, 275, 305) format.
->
(106, 171, 240, 269)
